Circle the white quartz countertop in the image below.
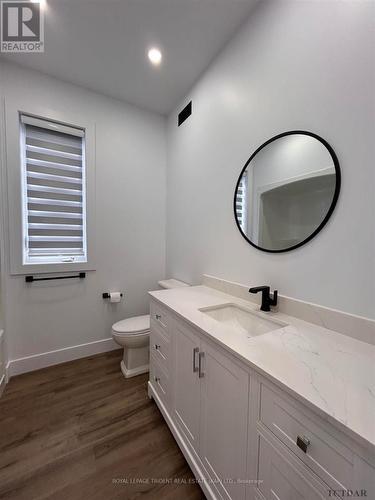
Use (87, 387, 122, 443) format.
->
(149, 285, 375, 452)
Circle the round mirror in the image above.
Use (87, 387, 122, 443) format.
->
(234, 131, 341, 253)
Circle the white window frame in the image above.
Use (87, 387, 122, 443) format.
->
(4, 98, 96, 275)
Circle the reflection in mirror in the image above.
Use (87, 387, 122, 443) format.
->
(234, 132, 340, 252)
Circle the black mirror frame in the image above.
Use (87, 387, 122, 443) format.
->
(233, 130, 341, 253)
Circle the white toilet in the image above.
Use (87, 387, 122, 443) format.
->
(111, 279, 189, 378)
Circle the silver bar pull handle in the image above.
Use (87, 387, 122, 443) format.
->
(193, 347, 199, 373)
(198, 351, 205, 378)
(296, 435, 310, 453)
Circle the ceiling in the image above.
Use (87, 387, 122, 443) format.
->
(2, 0, 258, 115)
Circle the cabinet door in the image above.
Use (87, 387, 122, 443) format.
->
(173, 322, 201, 455)
(199, 340, 249, 500)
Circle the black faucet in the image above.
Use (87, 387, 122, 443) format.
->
(249, 286, 278, 312)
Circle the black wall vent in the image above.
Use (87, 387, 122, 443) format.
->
(178, 101, 192, 126)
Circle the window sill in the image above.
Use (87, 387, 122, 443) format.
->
(10, 260, 96, 276)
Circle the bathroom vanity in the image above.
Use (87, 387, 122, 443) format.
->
(0, 330, 5, 397)
(148, 283, 375, 500)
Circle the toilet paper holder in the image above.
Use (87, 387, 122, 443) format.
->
(102, 292, 123, 299)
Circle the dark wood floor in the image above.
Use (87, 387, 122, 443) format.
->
(0, 350, 205, 500)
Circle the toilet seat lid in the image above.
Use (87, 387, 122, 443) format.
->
(112, 314, 150, 335)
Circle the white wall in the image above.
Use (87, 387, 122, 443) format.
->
(166, 0, 375, 319)
(0, 60, 166, 363)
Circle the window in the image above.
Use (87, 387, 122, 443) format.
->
(20, 114, 87, 265)
(235, 171, 247, 232)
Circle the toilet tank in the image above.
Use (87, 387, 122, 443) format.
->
(158, 279, 190, 290)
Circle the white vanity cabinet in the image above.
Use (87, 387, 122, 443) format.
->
(149, 301, 172, 410)
(149, 302, 250, 500)
(172, 318, 250, 500)
(253, 378, 375, 500)
(173, 319, 202, 456)
(256, 429, 328, 500)
(0, 330, 6, 396)
(199, 339, 249, 500)
(148, 298, 375, 500)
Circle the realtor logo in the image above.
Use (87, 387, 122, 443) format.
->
(1, 1, 44, 52)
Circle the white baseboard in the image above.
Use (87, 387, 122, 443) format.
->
(7, 337, 119, 379)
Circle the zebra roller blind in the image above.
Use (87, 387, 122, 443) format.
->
(235, 171, 247, 232)
(21, 114, 87, 264)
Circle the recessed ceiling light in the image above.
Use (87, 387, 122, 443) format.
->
(30, 0, 47, 8)
(148, 48, 162, 66)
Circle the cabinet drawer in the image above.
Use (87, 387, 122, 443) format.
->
(150, 356, 170, 409)
(260, 382, 354, 490)
(257, 429, 328, 500)
(150, 301, 169, 337)
(150, 324, 170, 369)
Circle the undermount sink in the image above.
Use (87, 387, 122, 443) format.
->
(199, 303, 287, 338)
